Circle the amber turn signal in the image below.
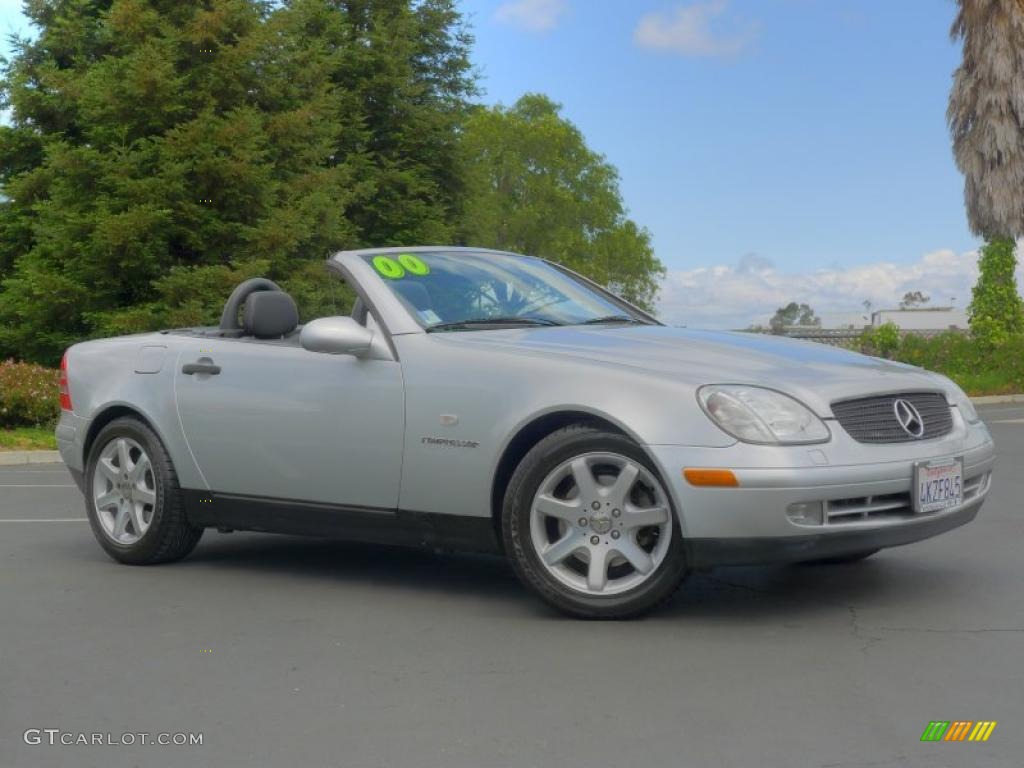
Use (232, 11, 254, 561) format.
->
(683, 468, 739, 487)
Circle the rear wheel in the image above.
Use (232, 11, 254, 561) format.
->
(85, 417, 203, 565)
(502, 423, 687, 618)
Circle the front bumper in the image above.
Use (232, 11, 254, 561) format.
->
(685, 500, 982, 568)
(647, 417, 996, 568)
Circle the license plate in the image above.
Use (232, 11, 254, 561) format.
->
(914, 457, 963, 514)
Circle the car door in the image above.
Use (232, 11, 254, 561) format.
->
(173, 335, 404, 509)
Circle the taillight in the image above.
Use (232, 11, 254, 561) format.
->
(59, 352, 73, 411)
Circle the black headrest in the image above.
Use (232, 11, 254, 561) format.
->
(394, 281, 433, 312)
(244, 291, 299, 339)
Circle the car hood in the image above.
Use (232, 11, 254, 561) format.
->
(440, 325, 947, 415)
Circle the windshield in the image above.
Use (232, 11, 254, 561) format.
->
(361, 250, 648, 331)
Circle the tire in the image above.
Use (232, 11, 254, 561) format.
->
(502, 423, 688, 619)
(801, 549, 879, 566)
(84, 417, 203, 565)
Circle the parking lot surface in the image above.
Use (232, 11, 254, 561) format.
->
(1, 404, 1022, 768)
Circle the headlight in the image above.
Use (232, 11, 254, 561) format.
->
(698, 385, 830, 445)
(946, 382, 980, 424)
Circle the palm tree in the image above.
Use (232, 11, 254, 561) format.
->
(948, 0, 1024, 341)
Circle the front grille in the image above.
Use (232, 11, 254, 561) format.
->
(831, 391, 953, 443)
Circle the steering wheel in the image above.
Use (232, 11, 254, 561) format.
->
(219, 278, 284, 331)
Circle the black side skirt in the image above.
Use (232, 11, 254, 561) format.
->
(182, 490, 501, 555)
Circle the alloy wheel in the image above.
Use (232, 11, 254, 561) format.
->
(92, 437, 157, 545)
(529, 452, 673, 596)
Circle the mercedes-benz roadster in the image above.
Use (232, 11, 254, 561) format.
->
(56, 247, 995, 617)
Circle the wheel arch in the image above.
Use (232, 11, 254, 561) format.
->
(490, 409, 646, 541)
(83, 403, 167, 466)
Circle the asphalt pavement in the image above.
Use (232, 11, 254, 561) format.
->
(1, 404, 1022, 768)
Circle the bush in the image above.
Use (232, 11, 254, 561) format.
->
(857, 329, 1024, 395)
(859, 322, 901, 358)
(0, 359, 60, 428)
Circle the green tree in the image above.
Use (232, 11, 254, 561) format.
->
(769, 301, 819, 334)
(0, 0, 474, 363)
(273, 0, 475, 246)
(949, 0, 1024, 344)
(457, 94, 663, 309)
(968, 239, 1024, 346)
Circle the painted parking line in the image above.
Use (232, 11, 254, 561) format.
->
(0, 466, 70, 473)
(0, 475, 73, 478)
(0, 518, 87, 523)
(0, 470, 73, 475)
(0, 484, 76, 488)
(990, 418, 1024, 424)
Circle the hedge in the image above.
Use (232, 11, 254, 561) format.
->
(858, 325, 1024, 395)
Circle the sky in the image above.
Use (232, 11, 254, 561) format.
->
(0, 0, 1010, 327)
(465, 0, 998, 327)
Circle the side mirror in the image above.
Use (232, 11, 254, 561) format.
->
(300, 316, 375, 356)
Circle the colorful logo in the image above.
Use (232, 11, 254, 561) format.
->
(920, 721, 997, 742)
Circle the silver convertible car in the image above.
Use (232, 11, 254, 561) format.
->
(56, 247, 995, 617)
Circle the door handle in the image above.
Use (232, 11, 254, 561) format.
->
(182, 361, 221, 376)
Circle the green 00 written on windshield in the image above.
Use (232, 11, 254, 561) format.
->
(364, 250, 653, 332)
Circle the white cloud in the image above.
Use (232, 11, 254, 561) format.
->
(494, 0, 568, 33)
(634, 0, 756, 58)
(655, 248, 1011, 329)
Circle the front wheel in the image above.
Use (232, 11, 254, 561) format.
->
(85, 417, 203, 565)
(502, 423, 688, 618)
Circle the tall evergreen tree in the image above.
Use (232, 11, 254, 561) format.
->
(270, 0, 475, 247)
(0, 0, 474, 363)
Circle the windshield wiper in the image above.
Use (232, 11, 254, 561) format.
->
(426, 316, 562, 333)
(579, 314, 644, 325)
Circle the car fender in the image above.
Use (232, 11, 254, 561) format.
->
(394, 333, 734, 520)
(62, 336, 206, 490)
